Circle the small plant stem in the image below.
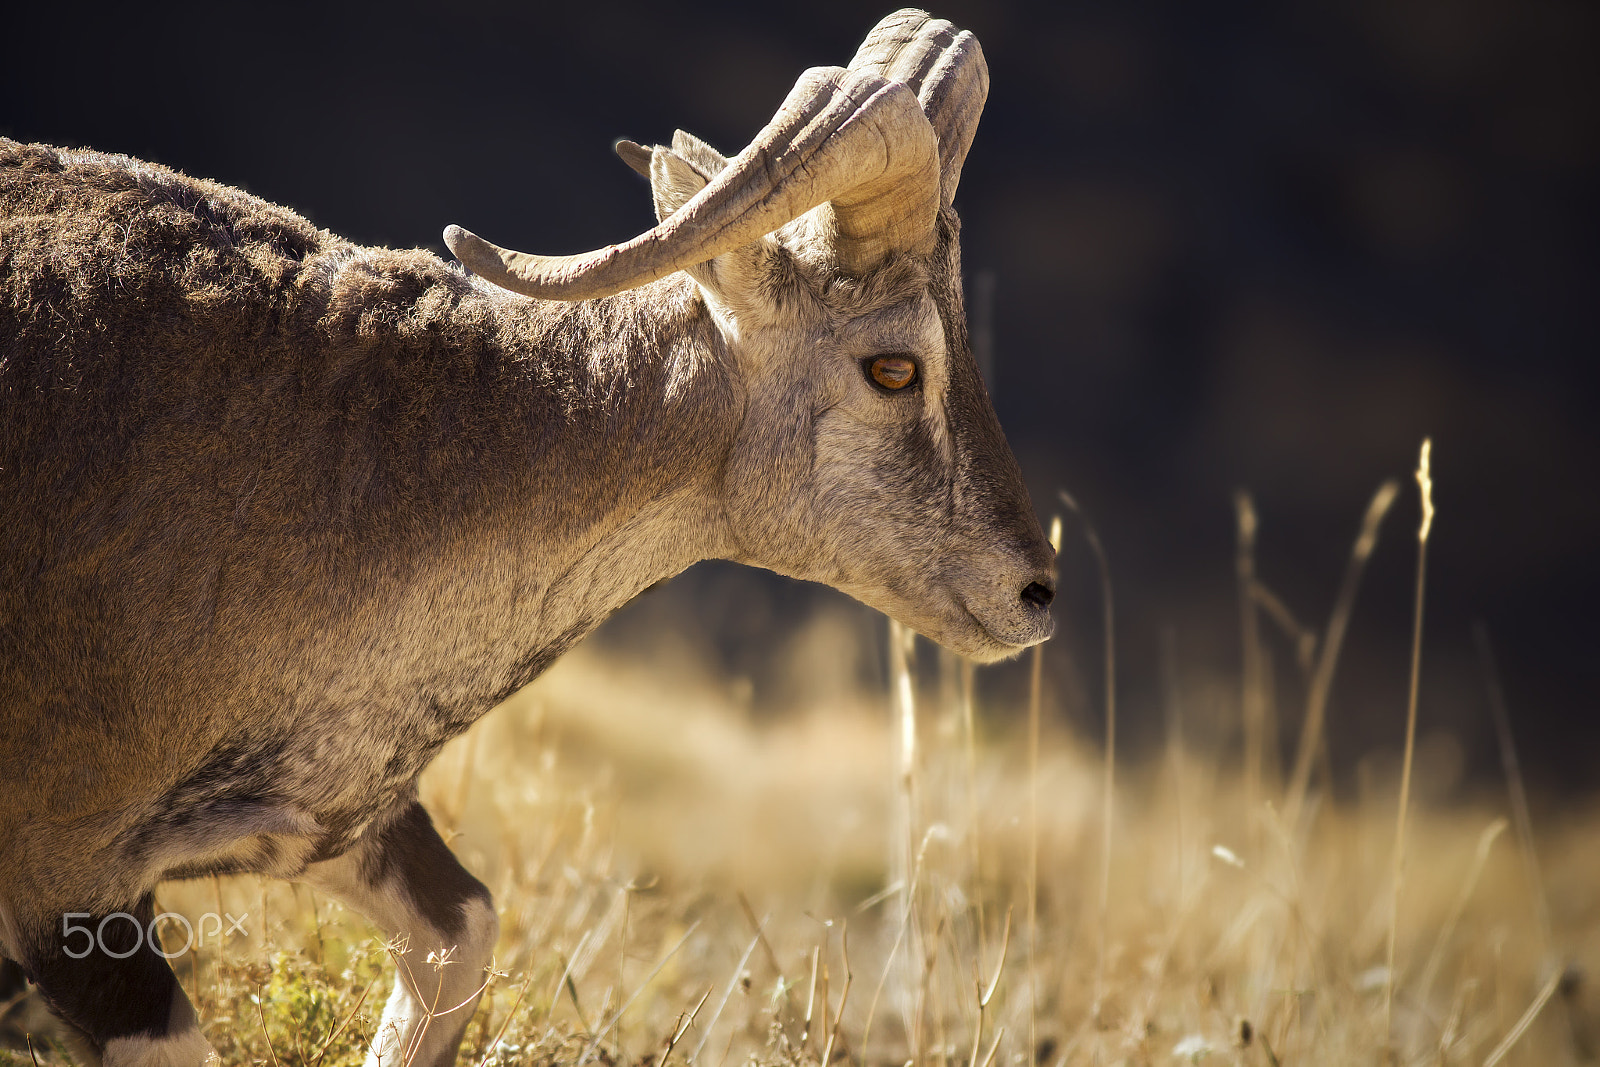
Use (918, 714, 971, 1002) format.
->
(979, 1026, 1006, 1067)
(314, 967, 378, 1067)
(579, 921, 700, 1064)
(660, 987, 713, 1065)
(689, 931, 761, 1063)
(1416, 818, 1507, 1004)
(862, 830, 937, 1056)
(1384, 439, 1434, 1042)
(1475, 623, 1553, 952)
(1483, 967, 1564, 1067)
(618, 882, 633, 1055)
(1283, 480, 1400, 828)
(1028, 515, 1063, 1051)
(1235, 491, 1266, 849)
(474, 970, 537, 1067)
(1059, 492, 1115, 1021)
(256, 985, 282, 1067)
(1026, 597, 1043, 1059)
(1160, 627, 1188, 908)
(804, 945, 820, 1047)
(736, 892, 785, 983)
(960, 656, 985, 965)
(820, 923, 852, 1067)
(968, 908, 1011, 1067)
(549, 930, 595, 1030)
(889, 617, 920, 1043)
(912, 910, 949, 1062)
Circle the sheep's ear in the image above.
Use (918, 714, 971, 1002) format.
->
(668, 129, 730, 180)
(648, 149, 708, 223)
(614, 132, 768, 309)
(614, 130, 730, 223)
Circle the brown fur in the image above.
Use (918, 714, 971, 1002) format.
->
(0, 140, 739, 905)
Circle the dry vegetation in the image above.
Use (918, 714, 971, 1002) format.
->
(5, 460, 1598, 1067)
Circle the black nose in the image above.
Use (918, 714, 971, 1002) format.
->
(1021, 581, 1054, 608)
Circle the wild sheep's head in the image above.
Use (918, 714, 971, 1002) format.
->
(447, 10, 1055, 661)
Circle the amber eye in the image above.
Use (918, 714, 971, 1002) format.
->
(866, 355, 918, 391)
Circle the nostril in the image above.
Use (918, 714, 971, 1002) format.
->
(1020, 581, 1054, 609)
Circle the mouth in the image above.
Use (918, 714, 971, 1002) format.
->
(840, 579, 1054, 664)
(953, 599, 1054, 663)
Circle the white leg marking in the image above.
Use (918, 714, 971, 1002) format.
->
(102, 995, 218, 1067)
(364, 892, 498, 1067)
(101, 1032, 219, 1067)
(300, 815, 499, 1067)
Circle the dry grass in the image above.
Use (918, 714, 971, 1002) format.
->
(5, 483, 1599, 1067)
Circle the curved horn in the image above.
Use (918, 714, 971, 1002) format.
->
(849, 8, 989, 207)
(445, 66, 939, 300)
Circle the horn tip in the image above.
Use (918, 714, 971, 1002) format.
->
(443, 224, 474, 255)
(444, 225, 502, 278)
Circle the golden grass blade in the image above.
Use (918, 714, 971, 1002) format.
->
(968, 907, 1012, 1067)
(887, 616, 920, 1049)
(960, 655, 984, 965)
(579, 921, 701, 1064)
(978, 1025, 1006, 1067)
(1475, 624, 1554, 953)
(553, 930, 597, 1032)
(803, 944, 820, 1046)
(820, 922, 852, 1067)
(1027, 514, 1063, 1050)
(862, 828, 938, 1057)
(1235, 491, 1266, 847)
(1385, 439, 1435, 1043)
(1058, 491, 1115, 1022)
(661, 987, 713, 1065)
(736, 892, 785, 983)
(1482, 968, 1563, 1067)
(690, 932, 762, 1064)
(1284, 479, 1401, 829)
(1417, 818, 1508, 1005)
(473, 969, 537, 1067)
(1249, 582, 1316, 673)
(255, 985, 281, 1067)
(313, 969, 378, 1067)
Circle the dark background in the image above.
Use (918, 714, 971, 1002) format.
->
(5, 1, 1595, 791)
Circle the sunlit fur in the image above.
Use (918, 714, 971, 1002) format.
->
(0, 135, 1049, 1061)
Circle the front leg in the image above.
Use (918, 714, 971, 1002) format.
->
(300, 799, 498, 1067)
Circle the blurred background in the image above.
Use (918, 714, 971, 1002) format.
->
(5, 0, 1595, 789)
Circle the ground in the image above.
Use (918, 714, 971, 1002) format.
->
(4, 502, 1597, 1066)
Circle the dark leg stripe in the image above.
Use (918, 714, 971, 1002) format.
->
(27, 894, 182, 1046)
(362, 799, 492, 940)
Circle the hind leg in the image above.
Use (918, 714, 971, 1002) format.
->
(0, 957, 24, 1001)
(300, 798, 498, 1067)
(19, 894, 216, 1066)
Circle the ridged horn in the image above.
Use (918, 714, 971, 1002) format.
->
(445, 65, 939, 300)
(848, 8, 989, 207)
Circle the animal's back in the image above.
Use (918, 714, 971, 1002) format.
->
(1, 139, 341, 585)
(0, 142, 521, 850)
(0, 141, 692, 883)
(0, 144, 333, 842)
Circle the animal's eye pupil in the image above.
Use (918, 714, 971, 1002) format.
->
(868, 355, 917, 391)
